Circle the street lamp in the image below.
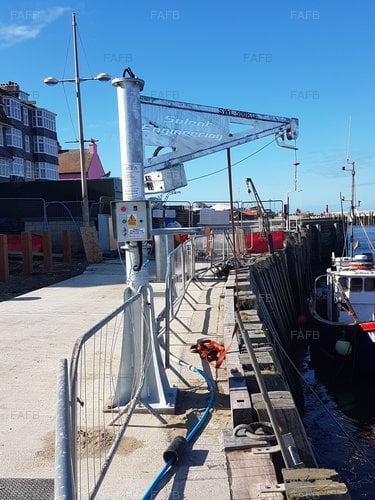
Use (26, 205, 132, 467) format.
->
(44, 13, 110, 227)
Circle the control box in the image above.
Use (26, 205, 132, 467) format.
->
(111, 200, 152, 242)
(144, 163, 187, 194)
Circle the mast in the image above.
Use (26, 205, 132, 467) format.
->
(342, 161, 356, 258)
(350, 161, 355, 258)
(343, 118, 356, 258)
(72, 13, 89, 227)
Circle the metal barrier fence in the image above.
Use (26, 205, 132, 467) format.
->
(54, 223, 264, 498)
(56, 287, 155, 500)
(193, 228, 227, 264)
(162, 231, 238, 367)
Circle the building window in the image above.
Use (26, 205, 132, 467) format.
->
(33, 136, 58, 156)
(25, 160, 32, 179)
(0, 127, 3, 146)
(11, 157, 24, 177)
(22, 107, 29, 126)
(34, 162, 58, 180)
(3, 98, 22, 120)
(6, 127, 23, 148)
(32, 109, 56, 131)
(24, 135, 30, 152)
(0, 158, 10, 177)
(18, 92, 29, 102)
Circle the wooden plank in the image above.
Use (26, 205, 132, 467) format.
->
(240, 350, 274, 368)
(7, 251, 63, 258)
(21, 232, 33, 275)
(0, 234, 9, 281)
(221, 429, 269, 451)
(246, 372, 286, 393)
(283, 466, 350, 499)
(224, 287, 254, 426)
(226, 449, 283, 499)
(228, 375, 253, 427)
(252, 391, 317, 467)
(42, 231, 52, 272)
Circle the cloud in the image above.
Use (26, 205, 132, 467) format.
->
(0, 7, 70, 48)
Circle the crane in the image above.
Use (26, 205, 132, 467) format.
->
(245, 177, 274, 254)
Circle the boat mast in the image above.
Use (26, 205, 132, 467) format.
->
(349, 161, 356, 258)
(343, 117, 356, 258)
(342, 160, 356, 257)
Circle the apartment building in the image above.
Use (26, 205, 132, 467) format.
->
(0, 81, 58, 181)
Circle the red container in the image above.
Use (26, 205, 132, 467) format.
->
(245, 231, 285, 253)
(6, 234, 43, 253)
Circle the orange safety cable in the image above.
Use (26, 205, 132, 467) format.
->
(190, 322, 238, 368)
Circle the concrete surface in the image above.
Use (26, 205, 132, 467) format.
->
(0, 258, 231, 499)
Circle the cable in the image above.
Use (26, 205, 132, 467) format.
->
(60, 32, 78, 140)
(141, 357, 214, 499)
(77, 27, 94, 79)
(357, 217, 375, 253)
(133, 241, 143, 271)
(187, 135, 278, 182)
(45, 201, 81, 233)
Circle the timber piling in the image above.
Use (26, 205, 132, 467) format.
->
(223, 219, 350, 499)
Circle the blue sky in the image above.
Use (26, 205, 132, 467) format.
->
(1, 0, 375, 211)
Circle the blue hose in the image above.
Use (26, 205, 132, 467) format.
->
(141, 366, 214, 499)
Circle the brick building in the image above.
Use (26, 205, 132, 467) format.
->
(0, 81, 58, 181)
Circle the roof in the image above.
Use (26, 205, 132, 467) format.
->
(58, 149, 93, 174)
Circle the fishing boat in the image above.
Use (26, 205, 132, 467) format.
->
(309, 161, 375, 376)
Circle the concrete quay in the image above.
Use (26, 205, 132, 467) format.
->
(0, 257, 349, 499)
(0, 260, 231, 499)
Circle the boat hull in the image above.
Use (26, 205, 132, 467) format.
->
(310, 320, 375, 377)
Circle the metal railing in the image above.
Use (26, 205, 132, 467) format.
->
(55, 227, 250, 497)
(55, 359, 75, 499)
(162, 231, 237, 367)
(55, 287, 156, 499)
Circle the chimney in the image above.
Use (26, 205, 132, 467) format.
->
(89, 139, 97, 155)
(0, 81, 20, 92)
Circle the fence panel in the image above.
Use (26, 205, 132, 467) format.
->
(62, 289, 152, 499)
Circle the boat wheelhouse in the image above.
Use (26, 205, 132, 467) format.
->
(326, 253, 375, 324)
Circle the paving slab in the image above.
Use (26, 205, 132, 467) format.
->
(0, 259, 232, 500)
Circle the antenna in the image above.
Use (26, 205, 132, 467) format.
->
(346, 116, 352, 163)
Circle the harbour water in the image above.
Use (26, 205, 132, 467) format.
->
(301, 226, 375, 499)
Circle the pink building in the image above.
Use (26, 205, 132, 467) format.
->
(58, 140, 109, 180)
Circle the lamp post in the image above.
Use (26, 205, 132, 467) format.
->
(44, 13, 110, 227)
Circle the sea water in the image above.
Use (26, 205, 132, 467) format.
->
(301, 225, 375, 499)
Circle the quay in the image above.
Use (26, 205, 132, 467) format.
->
(0, 219, 351, 499)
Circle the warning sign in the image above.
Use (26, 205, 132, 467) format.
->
(127, 214, 137, 226)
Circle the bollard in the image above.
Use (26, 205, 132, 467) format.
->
(0, 234, 9, 282)
(21, 232, 33, 275)
(42, 231, 53, 272)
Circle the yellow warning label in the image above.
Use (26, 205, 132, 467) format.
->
(128, 214, 137, 226)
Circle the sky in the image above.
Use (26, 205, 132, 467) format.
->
(1, 0, 375, 212)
